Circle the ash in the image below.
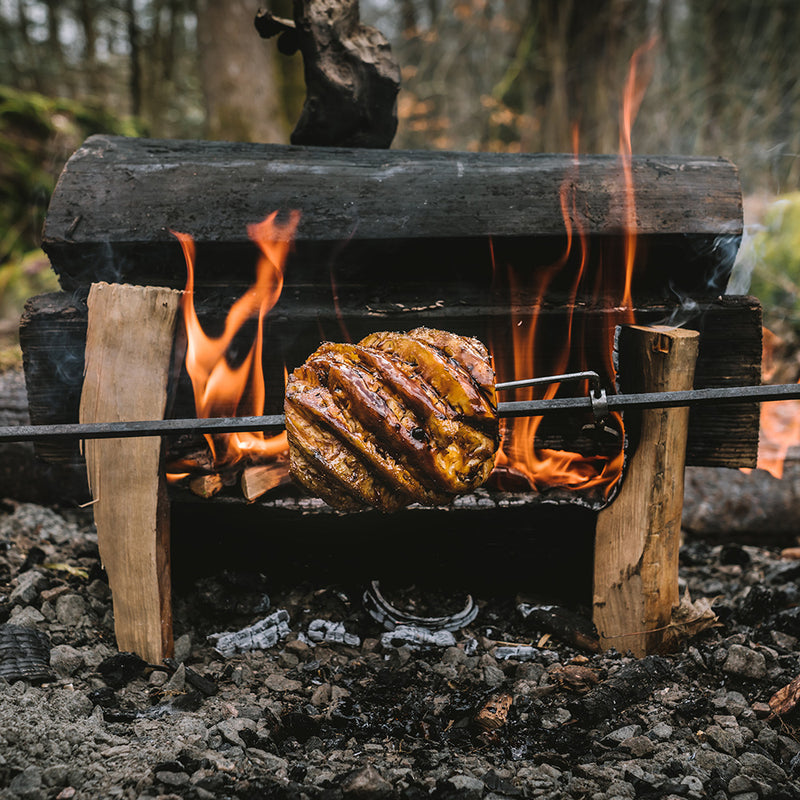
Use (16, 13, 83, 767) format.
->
(2, 501, 800, 800)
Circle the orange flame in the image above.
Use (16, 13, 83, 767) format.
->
(490, 44, 656, 500)
(619, 37, 656, 314)
(748, 328, 800, 479)
(173, 211, 300, 467)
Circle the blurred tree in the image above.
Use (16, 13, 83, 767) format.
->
(1, 0, 800, 188)
(195, 0, 289, 143)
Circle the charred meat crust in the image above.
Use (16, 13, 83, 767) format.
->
(285, 328, 499, 512)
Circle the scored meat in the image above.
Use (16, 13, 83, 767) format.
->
(284, 327, 499, 512)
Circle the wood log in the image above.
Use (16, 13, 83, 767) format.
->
(20, 291, 761, 482)
(593, 325, 700, 657)
(42, 136, 741, 298)
(80, 282, 182, 663)
(189, 473, 224, 499)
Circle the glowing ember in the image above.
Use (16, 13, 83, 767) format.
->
(172, 210, 300, 467)
(746, 328, 800, 479)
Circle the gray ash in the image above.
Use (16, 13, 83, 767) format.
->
(2, 501, 800, 798)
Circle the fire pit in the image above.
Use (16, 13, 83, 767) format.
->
(19, 135, 761, 663)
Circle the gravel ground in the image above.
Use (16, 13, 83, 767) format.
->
(2, 500, 800, 800)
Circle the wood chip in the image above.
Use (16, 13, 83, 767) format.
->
(241, 461, 292, 502)
(474, 692, 512, 732)
(189, 473, 224, 499)
(767, 673, 800, 720)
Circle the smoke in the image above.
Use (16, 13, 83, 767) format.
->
(92, 239, 127, 286)
(647, 231, 747, 329)
(654, 285, 700, 329)
(726, 224, 765, 296)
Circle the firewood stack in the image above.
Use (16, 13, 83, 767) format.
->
(18, 134, 762, 662)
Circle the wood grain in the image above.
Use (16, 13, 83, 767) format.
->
(80, 282, 181, 663)
(43, 135, 742, 296)
(593, 325, 700, 657)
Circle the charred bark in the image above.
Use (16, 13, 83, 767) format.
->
(255, 1, 400, 148)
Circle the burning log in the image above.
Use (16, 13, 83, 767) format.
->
(19, 294, 763, 491)
(255, 1, 400, 148)
(41, 136, 742, 295)
(189, 473, 224, 499)
(79, 282, 182, 664)
(240, 461, 292, 502)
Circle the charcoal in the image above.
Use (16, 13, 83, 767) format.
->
(568, 655, 672, 725)
(207, 609, 291, 657)
(518, 603, 599, 652)
(306, 619, 360, 647)
(738, 585, 779, 625)
(380, 625, 456, 651)
(163, 657, 217, 696)
(97, 652, 147, 688)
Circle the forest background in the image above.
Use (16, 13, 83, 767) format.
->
(1, 0, 800, 374)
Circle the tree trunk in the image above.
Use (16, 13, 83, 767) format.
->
(126, 0, 142, 117)
(195, 0, 289, 143)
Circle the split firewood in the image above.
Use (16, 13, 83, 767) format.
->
(241, 461, 292, 502)
(189, 473, 224, 499)
(255, 0, 400, 148)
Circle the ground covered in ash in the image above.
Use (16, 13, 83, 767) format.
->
(2, 501, 800, 799)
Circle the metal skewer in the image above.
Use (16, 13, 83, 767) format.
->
(0, 381, 798, 443)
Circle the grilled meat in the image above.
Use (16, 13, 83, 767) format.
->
(285, 328, 499, 511)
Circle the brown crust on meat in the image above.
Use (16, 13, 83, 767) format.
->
(285, 329, 499, 512)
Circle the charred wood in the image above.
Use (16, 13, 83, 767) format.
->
(518, 603, 600, 653)
(568, 655, 672, 725)
(42, 136, 741, 296)
(255, 1, 400, 148)
(189, 473, 224, 499)
(20, 291, 762, 483)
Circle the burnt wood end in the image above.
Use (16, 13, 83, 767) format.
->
(255, 1, 400, 148)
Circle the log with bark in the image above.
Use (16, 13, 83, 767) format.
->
(41, 136, 742, 298)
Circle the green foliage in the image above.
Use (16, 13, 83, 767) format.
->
(0, 85, 141, 266)
(747, 193, 800, 329)
(0, 85, 144, 334)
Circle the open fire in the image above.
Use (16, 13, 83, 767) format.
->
(21, 38, 763, 664)
(166, 47, 668, 506)
(746, 327, 800, 479)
